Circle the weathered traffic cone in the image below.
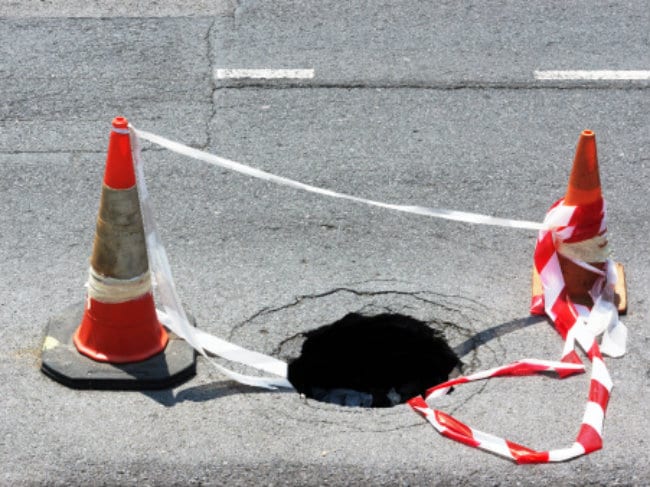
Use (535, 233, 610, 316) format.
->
(41, 117, 196, 389)
(557, 130, 608, 307)
(531, 130, 627, 314)
(73, 117, 167, 362)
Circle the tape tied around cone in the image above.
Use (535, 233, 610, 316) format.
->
(86, 267, 152, 304)
(85, 180, 152, 304)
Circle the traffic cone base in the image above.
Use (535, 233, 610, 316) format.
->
(42, 302, 196, 390)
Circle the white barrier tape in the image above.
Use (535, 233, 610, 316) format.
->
(130, 127, 293, 390)
(85, 267, 152, 303)
(156, 311, 293, 389)
(156, 310, 289, 379)
(132, 127, 544, 231)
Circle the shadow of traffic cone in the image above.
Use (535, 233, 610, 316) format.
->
(531, 130, 627, 314)
(41, 117, 196, 389)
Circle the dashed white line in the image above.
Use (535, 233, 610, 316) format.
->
(215, 68, 315, 80)
(534, 70, 650, 80)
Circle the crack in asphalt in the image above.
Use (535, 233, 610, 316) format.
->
(203, 18, 218, 151)
(226, 286, 479, 341)
(271, 331, 305, 358)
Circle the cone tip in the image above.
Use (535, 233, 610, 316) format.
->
(104, 117, 135, 189)
(564, 129, 601, 206)
(112, 116, 129, 129)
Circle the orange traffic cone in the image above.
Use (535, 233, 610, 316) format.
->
(73, 116, 168, 362)
(41, 117, 195, 389)
(557, 130, 607, 307)
(531, 130, 627, 313)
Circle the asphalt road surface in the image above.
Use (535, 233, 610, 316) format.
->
(1, 1, 649, 485)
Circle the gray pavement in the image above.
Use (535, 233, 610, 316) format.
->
(1, 2, 649, 485)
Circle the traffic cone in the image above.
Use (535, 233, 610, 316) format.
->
(531, 130, 627, 313)
(73, 116, 167, 363)
(41, 117, 196, 389)
(558, 130, 607, 307)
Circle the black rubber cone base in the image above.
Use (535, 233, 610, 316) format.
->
(41, 302, 196, 390)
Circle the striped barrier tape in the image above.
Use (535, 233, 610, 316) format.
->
(409, 197, 626, 463)
(407, 359, 589, 463)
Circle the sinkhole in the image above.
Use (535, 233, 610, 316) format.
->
(287, 313, 461, 408)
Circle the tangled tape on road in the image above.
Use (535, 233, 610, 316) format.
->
(130, 125, 627, 463)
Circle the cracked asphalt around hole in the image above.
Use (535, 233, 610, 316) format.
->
(1, 1, 649, 485)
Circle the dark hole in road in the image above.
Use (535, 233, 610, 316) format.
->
(287, 313, 461, 407)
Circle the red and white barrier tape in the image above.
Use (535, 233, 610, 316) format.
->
(532, 198, 627, 358)
(408, 359, 588, 463)
(127, 125, 627, 463)
(409, 197, 626, 463)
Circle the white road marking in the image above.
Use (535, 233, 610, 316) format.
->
(215, 68, 315, 80)
(534, 70, 650, 80)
